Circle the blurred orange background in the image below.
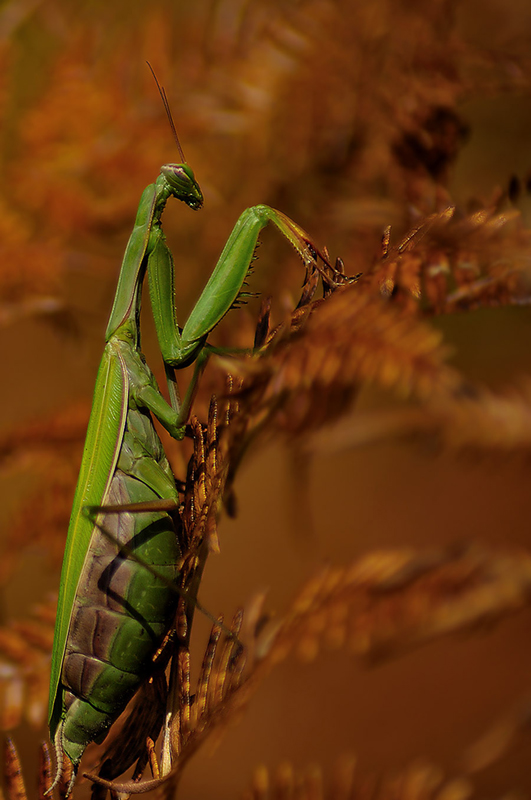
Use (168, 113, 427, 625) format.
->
(1, 1, 531, 797)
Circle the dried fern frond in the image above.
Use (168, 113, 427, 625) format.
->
(179, 398, 232, 557)
(38, 740, 53, 800)
(4, 737, 27, 800)
(436, 383, 531, 454)
(0, 600, 55, 732)
(226, 283, 462, 439)
(242, 758, 474, 800)
(213, 202, 531, 455)
(3, 737, 61, 800)
(306, 381, 531, 459)
(2, 4, 531, 799)
(361, 206, 531, 316)
(0, 404, 89, 584)
(183, 543, 531, 760)
(252, 543, 531, 666)
(0, 197, 67, 321)
(0, 402, 88, 474)
(91, 543, 531, 798)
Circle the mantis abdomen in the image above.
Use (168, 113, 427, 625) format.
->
(59, 407, 180, 765)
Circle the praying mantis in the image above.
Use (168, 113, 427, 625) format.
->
(47, 68, 344, 792)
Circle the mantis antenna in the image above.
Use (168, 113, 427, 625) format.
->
(146, 60, 187, 163)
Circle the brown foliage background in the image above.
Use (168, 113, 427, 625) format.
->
(2, 0, 531, 798)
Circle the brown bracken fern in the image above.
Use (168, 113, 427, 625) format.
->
(1, 0, 531, 798)
(240, 758, 474, 800)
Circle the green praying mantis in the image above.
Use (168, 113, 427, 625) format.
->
(47, 68, 345, 793)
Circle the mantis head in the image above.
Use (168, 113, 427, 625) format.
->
(161, 163, 203, 211)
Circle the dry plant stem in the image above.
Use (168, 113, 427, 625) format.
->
(146, 738, 160, 781)
(161, 603, 188, 772)
(38, 742, 53, 800)
(4, 738, 27, 800)
(193, 618, 224, 724)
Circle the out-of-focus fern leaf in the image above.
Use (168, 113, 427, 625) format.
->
(0, 602, 55, 731)
(241, 758, 473, 800)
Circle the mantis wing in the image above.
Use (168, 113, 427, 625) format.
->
(48, 344, 129, 737)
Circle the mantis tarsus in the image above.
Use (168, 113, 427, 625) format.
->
(47, 67, 344, 793)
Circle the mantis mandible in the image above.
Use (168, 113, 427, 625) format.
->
(48, 67, 341, 792)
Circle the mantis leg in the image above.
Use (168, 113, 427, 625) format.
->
(120, 343, 189, 439)
(148, 204, 336, 370)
